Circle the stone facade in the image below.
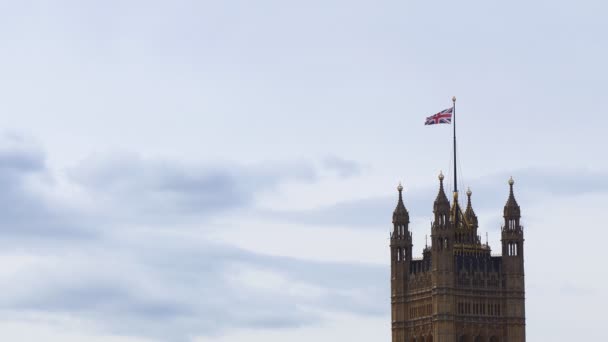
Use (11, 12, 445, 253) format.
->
(390, 174, 525, 342)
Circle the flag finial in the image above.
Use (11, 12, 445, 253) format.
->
(452, 96, 456, 103)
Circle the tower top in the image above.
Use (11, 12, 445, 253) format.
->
(465, 186, 478, 226)
(393, 182, 409, 224)
(504, 177, 521, 219)
(434, 172, 450, 213)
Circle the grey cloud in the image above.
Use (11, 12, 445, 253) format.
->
(510, 168, 608, 196)
(269, 257, 387, 316)
(269, 196, 397, 228)
(7, 139, 602, 341)
(0, 136, 93, 238)
(0, 147, 44, 173)
(322, 156, 363, 178)
(0, 237, 385, 341)
(0, 141, 382, 341)
(5, 145, 598, 340)
(67, 155, 320, 223)
(266, 167, 608, 229)
(0, 135, 46, 180)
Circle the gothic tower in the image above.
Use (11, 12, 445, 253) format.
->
(501, 177, 526, 341)
(390, 183, 412, 342)
(431, 172, 455, 342)
(389, 175, 526, 342)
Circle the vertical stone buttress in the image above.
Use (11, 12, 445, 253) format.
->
(431, 172, 455, 342)
(501, 177, 526, 342)
(391, 183, 412, 342)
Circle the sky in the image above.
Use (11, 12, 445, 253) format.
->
(0, 0, 607, 341)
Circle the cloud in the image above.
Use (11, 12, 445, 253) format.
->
(0, 139, 380, 341)
(65, 154, 321, 225)
(0, 235, 386, 341)
(15, 135, 608, 341)
(0, 134, 92, 238)
(265, 167, 608, 228)
(322, 156, 363, 178)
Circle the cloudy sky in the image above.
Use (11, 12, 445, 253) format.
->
(0, 1, 606, 341)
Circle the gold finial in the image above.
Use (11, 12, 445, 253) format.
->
(397, 182, 403, 192)
(508, 176, 514, 186)
(466, 187, 472, 197)
(452, 96, 456, 103)
(438, 170, 444, 181)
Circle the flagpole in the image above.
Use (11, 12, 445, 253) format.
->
(452, 96, 458, 228)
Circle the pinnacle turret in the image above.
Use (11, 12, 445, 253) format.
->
(393, 182, 409, 224)
(504, 176, 521, 220)
(432, 171, 451, 230)
(465, 187, 478, 226)
(433, 171, 450, 214)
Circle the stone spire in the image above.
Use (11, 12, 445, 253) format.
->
(432, 171, 450, 229)
(503, 176, 521, 220)
(393, 182, 409, 224)
(465, 187, 478, 226)
(433, 171, 450, 214)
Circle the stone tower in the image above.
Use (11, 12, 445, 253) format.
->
(390, 183, 413, 342)
(389, 174, 526, 342)
(500, 177, 526, 341)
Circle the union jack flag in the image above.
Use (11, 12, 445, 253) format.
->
(424, 107, 453, 125)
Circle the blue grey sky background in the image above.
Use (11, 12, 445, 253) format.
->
(0, 1, 606, 341)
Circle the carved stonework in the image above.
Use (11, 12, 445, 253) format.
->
(390, 176, 526, 342)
